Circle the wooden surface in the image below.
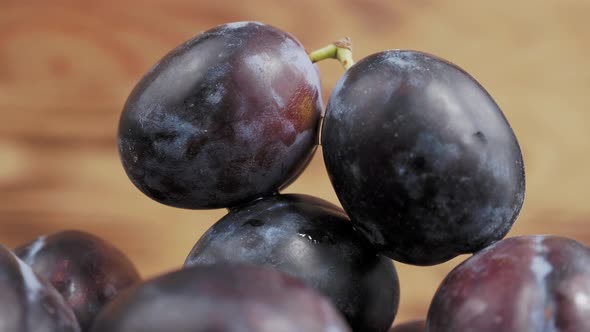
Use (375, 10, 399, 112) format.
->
(1, 0, 589, 323)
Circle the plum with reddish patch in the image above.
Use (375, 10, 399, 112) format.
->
(118, 21, 322, 209)
(15, 230, 141, 331)
(90, 264, 351, 332)
(427, 235, 590, 331)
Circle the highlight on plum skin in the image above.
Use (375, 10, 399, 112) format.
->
(0, 244, 80, 332)
(427, 235, 590, 332)
(321, 49, 525, 266)
(90, 264, 352, 332)
(118, 21, 323, 210)
(15, 230, 141, 331)
(184, 193, 400, 332)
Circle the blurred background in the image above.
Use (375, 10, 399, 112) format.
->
(1, 0, 589, 323)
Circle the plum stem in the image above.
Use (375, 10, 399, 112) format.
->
(308, 37, 355, 70)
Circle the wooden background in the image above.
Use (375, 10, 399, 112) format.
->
(1, 0, 589, 324)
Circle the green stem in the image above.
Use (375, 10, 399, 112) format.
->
(308, 37, 355, 70)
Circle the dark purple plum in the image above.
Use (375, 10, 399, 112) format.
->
(118, 21, 322, 209)
(390, 320, 425, 332)
(15, 230, 141, 331)
(0, 244, 80, 331)
(427, 235, 590, 332)
(321, 50, 525, 265)
(90, 264, 351, 332)
(184, 194, 399, 332)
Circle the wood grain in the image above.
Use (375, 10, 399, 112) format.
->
(1, 0, 589, 323)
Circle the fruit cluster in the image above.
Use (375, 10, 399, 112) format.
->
(4, 21, 589, 332)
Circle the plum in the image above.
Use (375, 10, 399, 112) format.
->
(0, 244, 80, 331)
(15, 230, 141, 330)
(321, 50, 525, 265)
(184, 193, 399, 332)
(118, 21, 322, 209)
(427, 235, 590, 331)
(90, 264, 351, 332)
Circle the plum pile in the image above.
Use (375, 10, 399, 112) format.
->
(6, 21, 589, 332)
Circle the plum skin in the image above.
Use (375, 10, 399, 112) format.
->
(427, 235, 590, 332)
(0, 244, 80, 332)
(184, 193, 400, 332)
(90, 264, 351, 332)
(15, 230, 141, 331)
(321, 50, 525, 265)
(118, 21, 322, 209)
